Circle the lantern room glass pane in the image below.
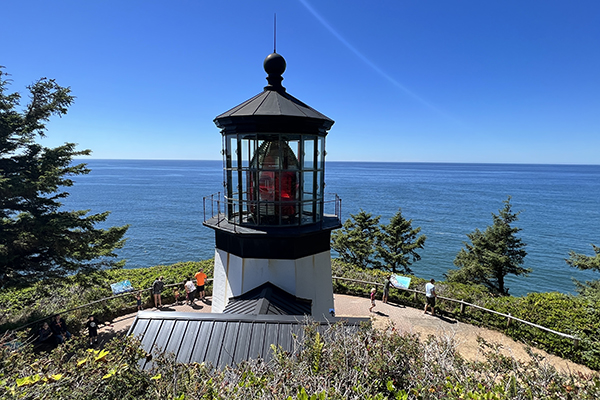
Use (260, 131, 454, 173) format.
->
(303, 171, 315, 199)
(228, 136, 238, 169)
(317, 137, 325, 169)
(303, 137, 315, 170)
(287, 139, 299, 165)
(317, 170, 324, 199)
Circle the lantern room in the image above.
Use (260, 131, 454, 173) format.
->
(214, 53, 333, 227)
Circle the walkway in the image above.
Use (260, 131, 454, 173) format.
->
(99, 294, 594, 375)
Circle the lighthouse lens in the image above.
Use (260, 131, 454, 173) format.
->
(249, 139, 300, 224)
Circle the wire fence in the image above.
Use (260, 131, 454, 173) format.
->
(333, 276, 580, 348)
(7, 276, 579, 349)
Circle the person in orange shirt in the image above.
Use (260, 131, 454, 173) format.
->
(194, 269, 207, 301)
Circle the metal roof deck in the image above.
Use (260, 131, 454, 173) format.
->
(128, 311, 368, 370)
(223, 282, 312, 316)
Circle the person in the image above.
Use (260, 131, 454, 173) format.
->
(86, 316, 99, 345)
(185, 278, 196, 305)
(194, 269, 207, 301)
(424, 278, 437, 316)
(136, 293, 143, 311)
(37, 322, 53, 344)
(369, 287, 376, 312)
(383, 275, 391, 304)
(152, 276, 164, 308)
(173, 288, 180, 305)
(50, 315, 71, 344)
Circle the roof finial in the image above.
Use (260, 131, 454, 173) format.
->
(273, 13, 277, 53)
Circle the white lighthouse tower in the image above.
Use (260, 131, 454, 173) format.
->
(203, 52, 341, 318)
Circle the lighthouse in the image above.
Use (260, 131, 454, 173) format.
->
(203, 52, 341, 318)
(127, 52, 366, 368)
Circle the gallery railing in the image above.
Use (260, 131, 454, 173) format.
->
(202, 192, 342, 230)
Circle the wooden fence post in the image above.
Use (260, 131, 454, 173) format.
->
(573, 338, 580, 350)
(413, 291, 418, 302)
(507, 313, 512, 328)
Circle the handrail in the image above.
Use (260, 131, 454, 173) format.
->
(7, 276, 579, 349)
(331, 276, 580, 347)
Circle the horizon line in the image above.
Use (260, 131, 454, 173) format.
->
(73, 158, 600, 167)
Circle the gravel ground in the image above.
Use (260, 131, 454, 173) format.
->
(98, 293, 594, 375)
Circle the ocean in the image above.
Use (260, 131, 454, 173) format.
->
(62, 160, 600, 297)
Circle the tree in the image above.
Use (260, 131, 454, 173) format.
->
(446, 196, 529, 295)
(567, 244, 600, 273)
(0, 68, 128, 287)
(566, 244, 600, 296)
(331, 209, 380, 269)
(374, 208, 426, 274)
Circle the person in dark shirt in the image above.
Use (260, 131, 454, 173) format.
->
(86, 316, 99, 345)
(383, 275, 392, 304)
(37, 322, 53, 344)
(50, 315, 71, 344)
(152, 276, 164, 308)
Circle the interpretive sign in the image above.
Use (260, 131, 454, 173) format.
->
(110, 280, 134, 295)
(391, 275, 411, 289)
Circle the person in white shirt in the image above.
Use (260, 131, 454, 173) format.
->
(185, 278, 196, 305)
(424, 279, 437, 316)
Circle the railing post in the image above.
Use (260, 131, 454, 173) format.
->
(413, 291, 418, 302)
(460, 300, 466, 314)
(216, 199, 221, 227)
(211, 193, 214, 219)
(573, 338, 580, 350)
(507, 313, 512, 328)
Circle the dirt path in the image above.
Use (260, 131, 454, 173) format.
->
(98, 294, 595, 375)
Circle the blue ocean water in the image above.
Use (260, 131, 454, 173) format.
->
(63, 160, 600, 297)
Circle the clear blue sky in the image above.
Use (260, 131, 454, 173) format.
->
(3, 1, 599, 164)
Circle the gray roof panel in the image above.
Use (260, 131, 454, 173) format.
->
(232, 322, 252, 364)
(176, 320, 199, 363)
(164, 320, 186, 358)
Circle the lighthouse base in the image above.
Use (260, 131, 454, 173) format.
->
(211, 248, 335, 318)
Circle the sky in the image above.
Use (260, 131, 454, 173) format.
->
(2, 0, 599, 164)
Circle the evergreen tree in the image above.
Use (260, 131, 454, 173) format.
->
(446, 196, 528, 295)
(567, 244, 600, 273)
(331, 209, 380, 269)
(566, 244, 600, 296)
(0, 68, 128, 287)
(374, 208, 426, 274)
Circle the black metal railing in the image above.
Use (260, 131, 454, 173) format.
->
(202, 192, 342, 229)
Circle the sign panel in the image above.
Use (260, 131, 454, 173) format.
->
(391, 275, 411, 289)
(110, 280, 134, 295)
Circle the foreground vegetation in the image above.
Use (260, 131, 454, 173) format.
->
(2, 319, 600, 399)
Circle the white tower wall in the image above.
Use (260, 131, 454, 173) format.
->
(212, 248, 334, 318)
